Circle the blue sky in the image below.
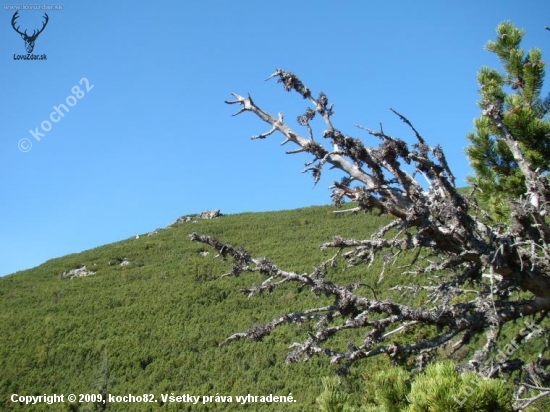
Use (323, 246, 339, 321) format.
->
(1, 1, 549, 276)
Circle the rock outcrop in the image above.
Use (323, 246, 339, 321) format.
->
(166, 209, 222, 228)
(59, 265, 96, 280)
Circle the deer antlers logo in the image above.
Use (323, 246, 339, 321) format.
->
(11, 11, 49, 53)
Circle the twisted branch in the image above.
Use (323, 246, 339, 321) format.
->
(192, 70, 550, 404)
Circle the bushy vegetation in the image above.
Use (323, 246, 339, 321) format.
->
(317, 361, 514, 412)
(1, 205, 399, 411)
(3, 204, 547, 411)
(2, 205, 549, 411)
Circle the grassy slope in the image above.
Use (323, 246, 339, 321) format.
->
(0, 205, 396, 411)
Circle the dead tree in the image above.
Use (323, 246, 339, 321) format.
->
(189, 69, 550, 408)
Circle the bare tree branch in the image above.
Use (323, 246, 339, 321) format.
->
(191, 69, 550, 403)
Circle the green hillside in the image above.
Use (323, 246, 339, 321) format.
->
(1, 204, 396, 411)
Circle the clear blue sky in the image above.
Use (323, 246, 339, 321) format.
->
(1, 1, 549, 276)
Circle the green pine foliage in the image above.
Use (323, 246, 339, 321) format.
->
(319, 362, 513, 412)
(316, 377, 353, 412)
(465, 21, 550, 219)
(405, 362, 512, 412)
(365, 367, 411, 412)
